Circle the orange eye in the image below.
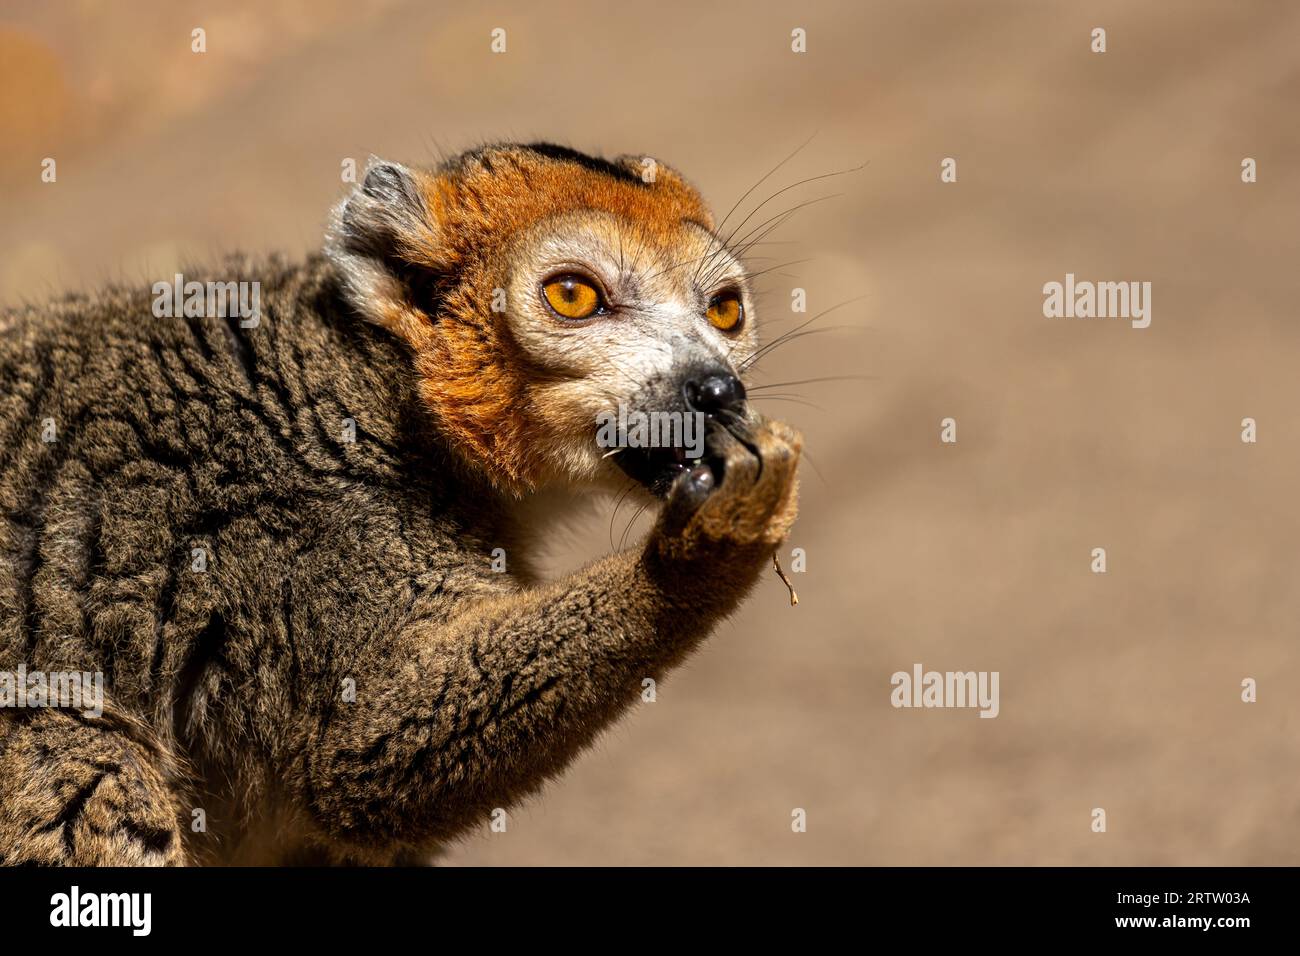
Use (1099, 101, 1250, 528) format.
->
(543, 275, 601, 320)
(706, 292, 743, 332)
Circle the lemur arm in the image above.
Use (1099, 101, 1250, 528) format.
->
(310, 548, 723, 848)
(306, 421, 800, 854)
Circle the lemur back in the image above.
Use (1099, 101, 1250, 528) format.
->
(0, 255, 519, 862)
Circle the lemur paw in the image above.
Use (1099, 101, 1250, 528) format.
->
(653, 416, 802, 565)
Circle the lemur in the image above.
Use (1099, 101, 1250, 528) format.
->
(0, 143, 801, 865)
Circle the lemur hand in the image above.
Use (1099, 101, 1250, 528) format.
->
(652, 415, 802, 569)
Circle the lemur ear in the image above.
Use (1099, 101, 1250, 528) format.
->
(326, 157, 442, 329)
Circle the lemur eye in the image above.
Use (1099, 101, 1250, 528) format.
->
(706, 292, 743, 332)
(542, 275, 602, 320)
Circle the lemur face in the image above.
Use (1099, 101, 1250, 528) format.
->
(502, 207, 759, 497)
(327, 143, 760, 497)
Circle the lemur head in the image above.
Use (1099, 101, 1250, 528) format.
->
(326, 143, 759, 498)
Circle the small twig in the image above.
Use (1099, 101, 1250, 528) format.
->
(772, 550, 799, 607)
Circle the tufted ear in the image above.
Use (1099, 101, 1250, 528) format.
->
(325, 157, 442, 329)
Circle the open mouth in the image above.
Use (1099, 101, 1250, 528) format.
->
(612, 441, 699, 497)
(608, 417, 754, 498)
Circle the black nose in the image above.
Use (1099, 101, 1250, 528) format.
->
(683, 370, 747, 416)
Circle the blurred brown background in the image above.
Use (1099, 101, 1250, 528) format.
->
(2, 0, 1298, 865)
